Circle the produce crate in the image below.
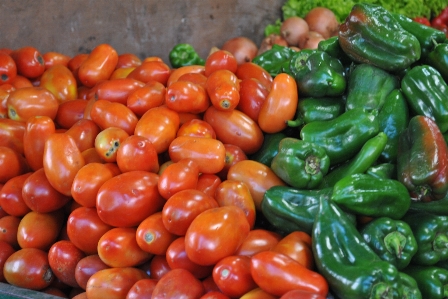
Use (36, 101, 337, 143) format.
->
(0, 282, 63, 299)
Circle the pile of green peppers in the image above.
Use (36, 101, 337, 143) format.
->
(252, 3, 448, 298)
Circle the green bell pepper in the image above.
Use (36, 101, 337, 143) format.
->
(344, 63, 399, 112)
(366, 163, 397, 180)
(402, 211, 448, 266)
(409, 192, 448, 216)
(317, 36, 351, 65)
(402, 265, 448, 299)
(426, 42, 448, 83)
(338, 3, 421, 72)
(397, 115, 448, 202)
(359, 217, 418, 270)
(312, 196, 422, 299)
(270, 138, 330, 189)
(168, 43, 205, 68)
(331, 173, 411, 219)
(249, 132, 286, 166)
(300, 108, 379, 165)
(289, 49, 346, 97)
(401, 65, 448, 134)
(252, 44, 296, 77)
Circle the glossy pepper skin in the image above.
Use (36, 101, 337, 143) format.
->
(366, 163, 397, 180)
(359, 217, 418, 270)
(401, 65, 448, 134)
(312, 196, 422, 299)
(289, 49, 346, 97)
(338, 3, 421, 72)
(397, 115, 448, 202)
(317, 36, 351, 65)
(402, 265, 448, 299)
(331, 173, 411, 219)
(402, 212, 448, 266)
(300, 108, 379, 165)
(270, 138, 330, 189)
(345, 63, 399, 112)
(249, 132, 286, 167)
(426, 42, 448, 83)
(409, 193, 448, 216)
(287, 96, 344, 128)
(168, 43, 205, 68)
(251, 44, 296, 77)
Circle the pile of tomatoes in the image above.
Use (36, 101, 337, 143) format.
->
(0, 44, 327, 299)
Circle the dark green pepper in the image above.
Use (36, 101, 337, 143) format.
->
(168, 43, 205, 68)
(366, 163, 397, 180)
(409, 192, 448, 216)
(290, 49, 346, 97)
(331, 173, 411, 219)
(345, 63, 399, 112)
(338, 3, 421, 72)
(402, 265, 448, 299)
(359, 217, 418, 270)
(270, 138, 330, 189)
(397, 115, 448, 202)
(249, 132, 286, 166)
(312, 196, 422, 299)
(402, 212, 448, 266)
(287, 96, 344, 128)
(401, 65, 448, 133)
(300, 108, 379, 165)
(317, 36, 351, 65)
(252, 44, 296, 77)
(426, 42, 448, 83)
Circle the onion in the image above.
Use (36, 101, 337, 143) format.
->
(221, 36, 258, 65)
(257, 34, 288, 55)
(299, 31, 325, 50)
(280, 16, 309, 47)
(304, 7, 340, 39)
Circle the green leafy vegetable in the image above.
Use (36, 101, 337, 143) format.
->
(264, 19, 282, 36)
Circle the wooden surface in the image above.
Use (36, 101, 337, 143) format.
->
(0, 0, 284, 62)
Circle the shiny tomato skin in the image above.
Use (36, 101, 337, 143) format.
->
(203, 106, 264, 155)
(127, 60, 171, 85)
(149, 254, 172, 280)
(167, 65, 205, 87)
(166, 80, 210, 114)
(0, 172, 32, 217)
(280, 290, 327, 299)
(96, 170, 165, 227)
(235, 62, 273, 91)
(94, 126, 129, 163)
(67, 206, 113, 255)
(4, 248, 54, 290)
(206, 69, 240, 111)
(126, 81, 166, 117)
(22, 168, 72, 213)
(136, 211, 177, 255)
(10, 46, 45, 79)
(86, 267, 148, 299)
(10, 74, 33, 89)
(151, 268, 205, 299)
(212, 255, 257, 298)
(116, 135, 159, 173)
(116, 53, 142, 69)
(0, 146, 29, 184)
(42, 51, 71, 69)
(65, 119, 101, 152)
(178, 72, 208, 89)
(23, 115, 56, 171)
(0, 215, 21, 248)
(126, 278, 157, 299)
(39, 64, 78, 103)
(43, 133, 86, 196)
(0, 52, 17, 84)
(162, 189, 218, 236)
(234, 229, 282, 257)
(204, 50, 238, 76)
(55, 99, 89, 129)
(78, 44, 118, 88)
(91, 99, 138, 135)
(48, 240, 86, 288)
(110, 67, 135, 80)
(240, 288, 278, 299)
(94, 78, 144, 105)
(0, 240, 15, 282)
(67, 53, 89, 73)
(200, 291, 231, 299)
(202, 274, 221, 293)
(185, 205, 250, 266)
(196, 173, 222, 198)
(237, 78, 269, 123)
(81, 147, 104, 164)
(158, 158, 200, 200)
(0, 118, 26, 155)
(74, 254, 110, 291)
(272, 231, 314, 270)
(177, 118, 216, 139)
(217, 143, 248, 180)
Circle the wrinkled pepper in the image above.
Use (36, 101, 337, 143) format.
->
(402, 265, 448, 299)
(359, 217, 418, 270)
(426, 41, 448, 83)
(300, 108, 379, 165)
(366, 163, 397, 180)
(270, 138, 330, 189)
(252, 44, 296, 77)
(312, 196, 422, 299)
(289, 49, 346, 97)
(401, 65, 448, 133)
(402, 211, 448, 266)
(331, 173, 411, 219)
(344, 63, 399, 112)
(168, 43, 205, 68)
(249, 132, 286, 166)
(397, 115, 448, 202)
(338, 3, 421, 72)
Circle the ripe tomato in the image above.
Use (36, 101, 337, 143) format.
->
(7, 86, 59, 121)
(0, 240, 15, 282)
(0, 215, 21, 248)
(90, 99, 138, 135)
(136, 211, 177, 255)
(162, 189, 218, 236)
(151, 268, 205, 299)
(39, 64, 78, 103)
(95, 78, 145, 105)
(204, 50, 238, 76)
(126, 81, 166, 117)
(0, 52, 17, 84)
(237, 77, 269, 123)
(166, 65, 205, 87)
(271, 231, 314, 270)
(148, 254, 171, 280)
(240, 288, 277, 299)
(177, 118, 216, 139)
(78, 44, 118, 87)
(96, 171, 164, 227)
(158, 159, 200, 200)
(55, 99, 89, 129)
(212, 255, 257, 298)
(0, 146, 29, 184)
(235, 62, 273, 91)
(166, 80, 210, 114)
(185, 205, 250, 266)
(10, 46, 45, 79)
(42, 51, 71, 69)
(196, 173, 222, 198)
(217, 143, 247, 180)
(200, 291, 231, 299)
(206, 69, 240, 111)
(234, 229, 282, 257)
(23, 115, 56, 171)
(280, 290, 327, 299)
(48, 240, 86, 288)
(0, 172, 32, 217)
(127, 60, 171, 85)
(74, 254, 110, 290)
(0, 89, 10, 118)
(0, 118, 26, 155)
(126, 278, 158, 299)
(65, 119, 101, 152)
(3, 248, 54, 290)
(116, 135, 159, 173)
(94, 126, 129, 163)
(178, 72, 208, 89)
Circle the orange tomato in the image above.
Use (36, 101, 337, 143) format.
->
(206, 69, 240, 111)
(78, 44, 118, 87)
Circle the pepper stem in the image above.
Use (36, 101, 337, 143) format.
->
(433, 233, 448, 252)
(305, 155, 321, 175)
(384, 231, 406, 259)
(370, 282, 393, 299)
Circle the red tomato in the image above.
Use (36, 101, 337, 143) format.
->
(0, 118, 26, 155)
(166, 236, 214, 279)
(200, 291, 231, 299)
(116, 135, 159, 173)
(23, 115, 56, 171)
(151, 268, 205, 299)
(71, 162, 121, 208)
(0, 146, 29, 184)
(134, 106, 180, 154)
(126, 278, 157, 299)
(185, 205, 250, 266)
(237, 77, 269, 123)
(166, 80, 210, 113)
(136, 211, 177, 255)
(203, 106, 264, 155)
(0, 240, 15, 282)
(148, 254, 172, 280)
(202, 274, 222, 293)
(280, 290, 327, 299)
(10, 46, 45, 79)
(258, 73, 298, 133)
(42, 51, 71, 69)
(17, 209, 65, 250)
(178, 72, 208, 89)
(213, 255, 257, 298)
(94, 78, 145, 105)
(158, 158, 200, 200)
(7, 86, 59, 121)
(271, 231, 314, 270)
(67, 53, 89, 73)
(240, 288, 277, 299)
(235, 229, 282, 257)
(127, 60, 171, 85)
(235, 62, 273, 91)
(67, 207, 113, 255)
(126, 81, 166, 117)
(48, 240, 86, 288)
(0, 215, 21, 248)
(90, 99, 138, 135)
(206, 69, 240, 111)
(74, 254, 110, 291)
(110, 67, 135, 80)
(86, 267, 148, 299)
(0, 52, 17, 84)
(65, 119, 101, 152)
(166, 65, 205, 87)
(78, 44, 118, 87)
(162, 189, 218, 236)
(250, 251, 328, 297)
(204, 50, 238, 76)
(196, 173, 222, 198)
(177, 118, 216, 139)
(55, 99, 89, 129)
(96, 171, 165, 227)
(0, 88, 10, 118)
(81, 147, 104, 164)
(116, 53, 142, 69)
(3, 248, 55, 290)
(217, 143, 248, 180)
(39, 64, 78, 103)
(94, 126, 129, 163)
(43, 133, 85, 196)
(10, 74, 33, 89)
(0, 172, 32, 217)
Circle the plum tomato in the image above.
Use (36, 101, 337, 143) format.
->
(48, 240, 86, 288)
(94, 126, 129, 163)
(39, 64, 78, 103)
(136, 211, 177, 255)
(158, 159, 200, 200)
(151, 268, 205, 299)
(10, 46, 45, 79)
(116, 135, 159, 173)
(206, 69, 240, 111)
(74, 254, 110, 291)
(77, 43, 118, 88)
(0, 172, 32, 217)
(0, 52, 17, 85)
(23, 115, 56, 171)
(234, 229, 282, 257)
(204, 50, 238, 76)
